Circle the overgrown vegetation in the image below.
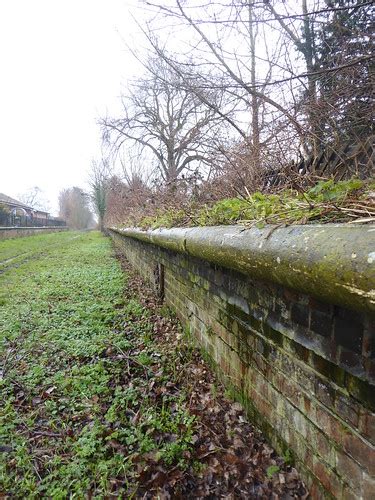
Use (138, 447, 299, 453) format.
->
(0, 231, 307, 497)
(98, 0, 373, 231)
(138, 178, 375, 229)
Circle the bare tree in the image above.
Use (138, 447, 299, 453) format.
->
(143, 0, 373, 172)
(97, 0, 373, 230)
(59, 187, 94, 230)
(88, 158, 111, 231)
(100, 58, 221, 187)
(140, 0, 305, 191)
(19, 186, 50, 212)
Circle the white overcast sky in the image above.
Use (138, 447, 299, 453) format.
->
(0, 0, 144, 214)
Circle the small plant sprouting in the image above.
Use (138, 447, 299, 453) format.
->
(266, 464, 280, 478)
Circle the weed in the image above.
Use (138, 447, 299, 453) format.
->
(282, 448, 293, 465)
(266, 465, 280, 478)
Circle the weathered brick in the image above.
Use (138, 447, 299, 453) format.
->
(275, 371, 303, 408)
(359, 410, 375, 444)
(363, 319, 375, 359)
(336, 451, 363, 493)
(308, 297, 332, 314)
(310, 309, 333, 338)
(334, 311, 363, 354)
(313, 428, 336, 467)
(261, 318, 285, 346)
(346, 372, 375, 412)
(312, 457, 344, 498)
(364, 357, 375, 384)
(283, 287, 300, 303)
(287, 338, 310, 363)
(308, 351, 346, 388)
(339, 348, 366, 378)
(342, 486, 361, 500)
(315, 379, 335, 409)
(313, 404, 344, 446)
(111, 232, 374, 499)
(285, 426, 311, 465)
(256, 393, 274, 422)
(363, 473, 375, 499)
(307, 481, 326, 500)
(343, 433, 375, 476)
(293, 364, 316, 394)
(335, 393, 360, 428)
(274, 300, 291, 321)
(291, 303, 310, 328)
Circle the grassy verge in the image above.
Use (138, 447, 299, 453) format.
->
(0, 231, 76, 271)
(0, 232, 196, 497)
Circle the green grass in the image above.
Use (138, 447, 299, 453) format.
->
(0, 231, 195, 497)
(0, 231, 76, 269)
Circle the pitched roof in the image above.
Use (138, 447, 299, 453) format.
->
(0, 193, 33, 210)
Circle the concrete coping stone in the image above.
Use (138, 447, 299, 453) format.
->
(110, 224, 375, 313)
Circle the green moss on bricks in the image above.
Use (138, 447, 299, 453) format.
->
(261, 321, 284, 347)
(236, 333, 254, 366)
(206, 326, 215, 338)
(309, 352, 346, 388)
(225, 301, 251, 326)
(262, 341, 276, 361)
(112, 225, 375, 313)
(187, 320, 298, 467)
(109, 229, 370, 499)
(346, 373, 375, 411)
(288, 341, 310, 364)
(187, 271, 200, 285)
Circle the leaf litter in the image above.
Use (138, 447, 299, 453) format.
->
(113, 252, 308, 499)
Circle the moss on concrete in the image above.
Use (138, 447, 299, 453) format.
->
(110, 224, 375, 313)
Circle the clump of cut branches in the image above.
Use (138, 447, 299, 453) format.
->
(136, 178, 375, 229)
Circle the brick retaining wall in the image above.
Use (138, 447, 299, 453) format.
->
(0, 226, 68, 240)
(109, 225, 375, 499)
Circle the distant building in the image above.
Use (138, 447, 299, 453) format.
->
(0, 192, 34, 216)
(0, 193, 65, 227)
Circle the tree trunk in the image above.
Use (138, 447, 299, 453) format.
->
(302, 0, 320, 158)
(249, 3, 260, 170)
